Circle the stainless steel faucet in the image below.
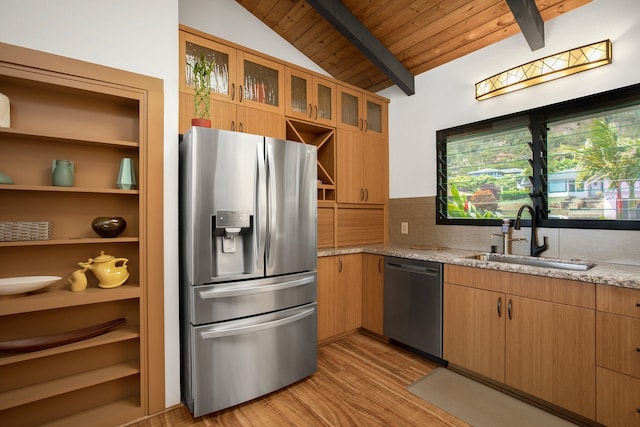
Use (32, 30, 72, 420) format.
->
(514, 204, 548, 257)
(492, 219, 525, 255)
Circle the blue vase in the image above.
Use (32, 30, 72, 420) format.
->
(52, 160, 74, 187)
(117, 158, 137, 190)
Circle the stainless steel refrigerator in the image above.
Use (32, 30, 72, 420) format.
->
(179, 127, 318, 417)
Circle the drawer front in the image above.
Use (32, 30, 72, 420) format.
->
(597, 367, 640, 427)
(188, 271, 317, 325)
(596, 312, 640, 377)
(597, 284, 640, 318)
(189, 303, 318, 416)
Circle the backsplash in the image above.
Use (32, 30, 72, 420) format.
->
(389, 197, 640, 266)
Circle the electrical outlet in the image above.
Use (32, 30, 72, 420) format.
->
(401, 222, 409, 234)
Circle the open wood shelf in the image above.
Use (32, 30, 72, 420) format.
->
(0, 326, 140, 366)
(0, 285, 140, 316)
(0, 237, 139, 247)
(0, 184, 139, 195)
(41, 397, 143, 427)
(0, 360, 140, 410)
(0, 127, 140, 148)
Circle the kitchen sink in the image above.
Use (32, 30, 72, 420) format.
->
(466, 253, 596, 271)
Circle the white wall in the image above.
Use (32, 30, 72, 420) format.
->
(381, 0, 640, 199)
(179, 0, 329, 76)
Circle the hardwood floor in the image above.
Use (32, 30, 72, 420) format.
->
(128, 333, 468, 426)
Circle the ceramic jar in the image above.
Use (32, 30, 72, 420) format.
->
(52, 160, 74, 187)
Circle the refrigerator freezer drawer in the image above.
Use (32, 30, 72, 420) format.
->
(188, 271, 317, 325)
(187, 302, 318, 416)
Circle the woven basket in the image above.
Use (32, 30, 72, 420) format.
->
(0, 221, 52, 241)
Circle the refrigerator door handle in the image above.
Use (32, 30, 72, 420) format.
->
(266, 142, 277, 267)
(256, 142, 267, 270)
(199, 306, 316, 339)
(198, 275, 315, 299)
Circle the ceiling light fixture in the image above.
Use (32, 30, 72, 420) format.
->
(475, 39, 612, 101)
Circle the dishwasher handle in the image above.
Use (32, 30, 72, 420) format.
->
(385, 262, 440, 277)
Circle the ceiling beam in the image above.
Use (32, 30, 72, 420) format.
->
(306, 0, 415, 95)
(506, 0, 545, 51)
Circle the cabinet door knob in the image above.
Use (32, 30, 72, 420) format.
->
(314, 105, 318, 120)
(360, 188, 365, 201)
(338, 258, 343, 273)
(239, 85, 243, 102)
(364, 119, 368, 133)
(308, 103, 313, 118)
(365, 188, 369, 201)
(378, 258, 383, 273)
(508, 299, 512, 320)
(231, 121, 236, 131)
(497, 297, 502, 318)
(231, 83, 236, 101)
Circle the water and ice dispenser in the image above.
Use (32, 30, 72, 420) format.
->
(211, 210, 255, 278)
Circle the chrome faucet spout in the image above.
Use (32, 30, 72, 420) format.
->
(514, 204, 548, 257)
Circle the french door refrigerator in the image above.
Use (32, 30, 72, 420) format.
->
(179, 127, 318, 417)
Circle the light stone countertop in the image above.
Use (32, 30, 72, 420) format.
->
(318, 243, 640, 290)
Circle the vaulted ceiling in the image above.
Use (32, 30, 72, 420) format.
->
(235, 0, 592, 94)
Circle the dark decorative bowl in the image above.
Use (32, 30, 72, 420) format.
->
(92, 216, 127, 238)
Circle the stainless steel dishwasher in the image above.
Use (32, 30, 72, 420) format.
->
(383, 256, 443, 359)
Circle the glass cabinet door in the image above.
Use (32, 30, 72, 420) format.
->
(180, 32, 237, 104)
(315, 77, 336, 126)
(364, 95, 387, 136)
(366, 99, 382, 133)
(289, 74, 309, 116)
(185, 42, 230, 96)
(338, 86, 361, 131)
(239, 52, 284, 113)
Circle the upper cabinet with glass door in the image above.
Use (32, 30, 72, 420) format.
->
(337, 84, 388, 136)
(286, 67, 336, 126)
(180, 31, 284, 114)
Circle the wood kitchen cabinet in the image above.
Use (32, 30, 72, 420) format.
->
(317, 255, 362, 342)
(595, 284, 640, 426)
(443, 283, 505, 382)
(443, 265, 596, 420)
(337, 84, 387, 137)
(336, 128, 386, 204)
(362, 254, 384, 335)
(179, 26, 285, 138)
(286, 67, 336, 127)
(0, 42, 164, 426)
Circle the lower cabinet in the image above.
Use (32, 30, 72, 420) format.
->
(362, 254, 384, 335)
(443, 265, 596, 420)
(595, 284, 640, 426)
(317, 254, 362, 341)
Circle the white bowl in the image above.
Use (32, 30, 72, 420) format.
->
(0, 276, 61, 295)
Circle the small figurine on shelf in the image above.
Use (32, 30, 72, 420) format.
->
(69, 267, 88, 292)
(0, 170, 13, 184)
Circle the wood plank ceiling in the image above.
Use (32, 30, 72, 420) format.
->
(235, 0, 592, 94)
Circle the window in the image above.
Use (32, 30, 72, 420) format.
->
(437, 83, 640, 229)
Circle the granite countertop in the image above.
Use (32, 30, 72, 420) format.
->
(318, 244, 640, 290)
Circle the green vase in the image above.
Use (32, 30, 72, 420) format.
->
(52, 160, 74, 187)
(117, 158, 136, 190)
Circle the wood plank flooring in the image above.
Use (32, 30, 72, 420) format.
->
(128, 333, 468, 426)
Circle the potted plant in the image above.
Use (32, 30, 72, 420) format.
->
(190, 55, 215, 128)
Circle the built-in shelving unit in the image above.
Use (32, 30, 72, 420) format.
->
(286, 118, 336, 201)
(0, 42, 164, 426)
